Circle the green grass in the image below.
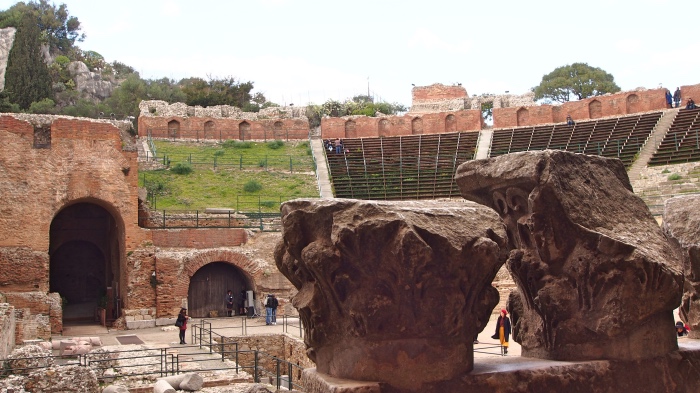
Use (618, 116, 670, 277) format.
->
(141, 140, 318, 211)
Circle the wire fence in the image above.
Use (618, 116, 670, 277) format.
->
(142, 151, 314, 173)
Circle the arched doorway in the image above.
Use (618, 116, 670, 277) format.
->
(188, 262, 253, 318)
(168, 120, 180, 139)
(273, 121, 284, 140)
(239, 121, 251, 140)
(445, 114, 456, 133)
(516, 108, 529, 126)
(50, 202, 122, 324)
(411, 118, 423, 135)
(345, 120, 357, 138)
(378, 119, 390, 137)
(626, 94, 640, 114)
(204, 120, 215, 140)
(589, 100, 602, 119)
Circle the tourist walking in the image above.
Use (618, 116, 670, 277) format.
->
(176, 308, 189, 344)
(270, 294, 279, 325)
(265, 294, 274, 325)
(492, 309, 511, 355)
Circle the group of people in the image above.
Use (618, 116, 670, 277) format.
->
(324, 138, 347, 154)
(665, 87, 697, 110)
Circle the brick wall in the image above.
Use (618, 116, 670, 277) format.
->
(493, 88, 667, 128)
(412, 84, 467, 102)
(138, 116, 309, 141)
(151, 228, 247, 248)
(320, 110, 482, 139)
(218, 334, 313, 380)
(680, 84, 700, 106)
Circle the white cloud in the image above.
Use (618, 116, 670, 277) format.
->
(160, 0, 183, 17)
(407, 28, 472, 54)
(615, 39, 642, 54)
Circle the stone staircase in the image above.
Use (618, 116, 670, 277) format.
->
(309, 136, 334, 198)
(627, 108, 679, 181)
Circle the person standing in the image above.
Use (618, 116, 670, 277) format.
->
(674, 87, 682, 108)
(666, 89, 673, 109)
(270, 294, 279, 325)
(239, 290, 247, 316)
(265, 294, 274, 325)
(176, 308, 190, 345)
(226, 290, 234, 317)
(492, 309, 511, 355)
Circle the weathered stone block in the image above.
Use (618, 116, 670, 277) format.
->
(275, 198, 507, 389)
(125, 319, 156, 329)
(456, 150, 683, 361)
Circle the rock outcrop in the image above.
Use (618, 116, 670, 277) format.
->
(0, 27, 16, 91)
(663, 194, 700, 337)
(67, 61, 115, 100)
(455, 150, 683, 361)
(275, 198, 507, 390)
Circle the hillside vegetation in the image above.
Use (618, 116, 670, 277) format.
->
(140, 140, 318, 212)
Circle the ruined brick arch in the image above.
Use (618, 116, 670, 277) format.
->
(345, 120, 357, 138)
(204, 120, 215, 140)
(626, 94, 640, 113)
(445, 114, 456, 132)
(273, 121, 284, 139)
(516, 108, 529, 126)
(589, 100, 603, 119)
(411, 117, 423, 135)
(168, 120, 180, 138)
(239, 121, 251, 140)
(378, 119, 390, 137)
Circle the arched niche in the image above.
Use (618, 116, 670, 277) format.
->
(411, 117, 423, 135)
(345, 120, 357, 138)
(589, 100, 603, 119)
(168, 120, 180, 139)
(516, 108, 529, 126)
(239, 121, 251, 140)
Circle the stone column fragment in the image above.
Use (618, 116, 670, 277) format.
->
(274, 199, 507, 389)
(455, 150, 683, 361)
(663, 194, 700, 337)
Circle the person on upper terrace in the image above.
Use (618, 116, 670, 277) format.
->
(666, 89, 673, 108)
(566, 114, 575, 126)
(686, 98, 697, 110)
(674, 87, 682, 108)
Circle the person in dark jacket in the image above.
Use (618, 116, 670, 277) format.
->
(176, 308, 190, 344)
(666, 89, 673, 108)
(674, 87, 681, 108)
(226, 290, 234, 317)
(492, 309, 512, 354)
(677, 321, 689, 337)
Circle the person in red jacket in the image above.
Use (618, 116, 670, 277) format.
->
(492, 309, 512, 354)
(176, 308, 190, 344)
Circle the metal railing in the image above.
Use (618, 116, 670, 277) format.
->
(141, 151, 314, 173)
(139, 209, 281, 230)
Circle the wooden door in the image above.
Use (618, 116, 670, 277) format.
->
(187, 262, 249, 318)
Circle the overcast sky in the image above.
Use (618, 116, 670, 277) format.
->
(2, 0, 698, 107)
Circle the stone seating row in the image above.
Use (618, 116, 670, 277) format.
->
(326, 132, 479, 199)
(490, 111, 662, 167)
(649, 107, 700, 165)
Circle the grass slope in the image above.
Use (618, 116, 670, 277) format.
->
(140, 140, 318, 212)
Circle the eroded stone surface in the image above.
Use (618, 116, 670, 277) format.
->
(275, 198, 507, 389)
(663, 194, 700, 338)
(456, 150, 683, 361)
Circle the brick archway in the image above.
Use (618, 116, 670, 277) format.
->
(158, 249, 263, 317)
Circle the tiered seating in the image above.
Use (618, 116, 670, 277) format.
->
(326, 132, 479, 200)
(648, 108, 700, 165)
(489, 112, 662, 167)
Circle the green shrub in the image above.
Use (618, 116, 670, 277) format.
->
(661, 169, 670, 174)
(267, 140, 285, 150)
(243, 180, 263, 193)
(222, 140, 253, 149)
(258, 159, 267, 168)
(171, 162, 193, 175)
(259, 200, 276, 208)
(213, 149, 225, 157)
(668, 173, 681, 181)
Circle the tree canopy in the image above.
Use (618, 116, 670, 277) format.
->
(532, 63, 621, 103)
(5, 12, 52, 109)
(0, 0, 84, 55)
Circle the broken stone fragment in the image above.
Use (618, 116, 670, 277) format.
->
(663, 194, 700, 338)
(456, 150, 683, 361)
(275, 198, 507, 389)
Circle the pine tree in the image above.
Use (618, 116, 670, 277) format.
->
(5, 12, 53, 110)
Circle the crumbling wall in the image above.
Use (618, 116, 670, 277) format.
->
(410, 83, 469, 113)
(138, 100, 309, 140)
(0, 303, 16, 359)
(320, 110, 482, 139)
(493, 88, 667, 128)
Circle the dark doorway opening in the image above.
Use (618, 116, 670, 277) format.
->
(188, 262, 252, 318)
(50, 202, 121, 325)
